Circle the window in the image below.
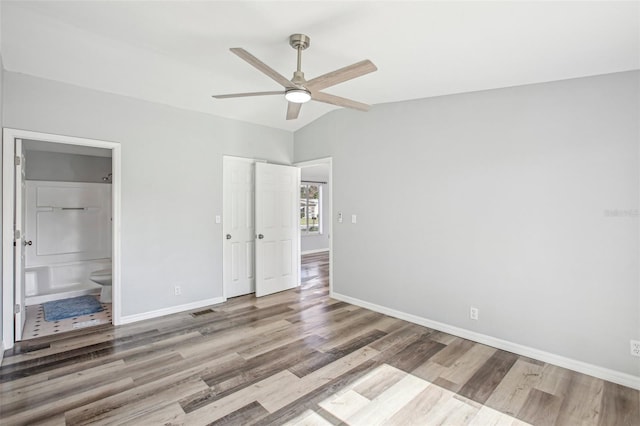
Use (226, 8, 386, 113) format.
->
(300, 183, 321, 234)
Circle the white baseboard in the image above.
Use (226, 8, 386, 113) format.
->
(0, 342, 4, 366)
(301, 248, 330, 255)
(119, 297, 226, 325)
(331, 291, 640, 390)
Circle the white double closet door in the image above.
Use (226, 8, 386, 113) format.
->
(223, 157, 300, 298)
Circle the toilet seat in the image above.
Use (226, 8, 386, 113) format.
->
(90, 269, 112, 286)
(89, 269, 112, 303)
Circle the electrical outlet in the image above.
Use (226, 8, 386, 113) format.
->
(631, 340, 640, 357)
(174, 285, 182, 296)
(470, 307, 479, 320)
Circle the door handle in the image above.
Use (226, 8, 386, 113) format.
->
(226, 234, 232, 240)
(23, 240, 32, 246)
(258, 234, 264, 239)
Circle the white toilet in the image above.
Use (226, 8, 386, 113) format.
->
(89, 269, 112, 303)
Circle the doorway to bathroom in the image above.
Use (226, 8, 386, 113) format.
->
(2, 129, 122, 349)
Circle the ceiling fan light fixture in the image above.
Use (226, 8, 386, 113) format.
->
(213, 35, 377, 120)
(285, 88, 311, 103)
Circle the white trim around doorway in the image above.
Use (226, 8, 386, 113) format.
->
(2, 128, 122, 350)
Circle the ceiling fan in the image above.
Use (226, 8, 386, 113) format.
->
(212, 34, 377, 120)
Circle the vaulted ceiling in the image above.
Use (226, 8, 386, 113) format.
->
(2, 1, 638, 132)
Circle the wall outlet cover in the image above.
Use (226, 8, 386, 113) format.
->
(631, 340, 640, 357)
(470, 307, 479, 320)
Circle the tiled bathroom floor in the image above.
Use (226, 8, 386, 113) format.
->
(22, 296, 112, 340)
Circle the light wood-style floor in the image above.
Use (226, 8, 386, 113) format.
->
(1, 252, 638, 425)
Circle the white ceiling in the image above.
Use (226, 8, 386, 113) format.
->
(2, 1, 638, 132)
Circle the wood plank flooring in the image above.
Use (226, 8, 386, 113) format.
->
(1, 251, 638, 425)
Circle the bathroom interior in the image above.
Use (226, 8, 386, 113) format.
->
(20, 139, 113, 339)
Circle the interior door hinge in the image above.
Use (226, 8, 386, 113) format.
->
(15, 304, 21, 314)
(15, 156, 21, 166)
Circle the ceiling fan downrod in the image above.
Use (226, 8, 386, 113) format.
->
(289, 34, 310, 86)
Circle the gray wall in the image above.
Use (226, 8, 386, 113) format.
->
(3, 71, 293, 316)
(25, 151, 112, 183)
(294, 71, 640, 377)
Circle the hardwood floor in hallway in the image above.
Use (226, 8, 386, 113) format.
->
(1, 251, 638, 425)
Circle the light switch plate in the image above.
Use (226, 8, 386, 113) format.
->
(215, 215, 221, 224)
(351, 214, 357, 224)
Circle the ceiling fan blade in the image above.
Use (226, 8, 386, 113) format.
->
(305, 60, 377, 91)
(286, 102, 302, 120)
(212, 91, 284, 99)
(312, 92, 370, 111)
(230, 48, 293, 89)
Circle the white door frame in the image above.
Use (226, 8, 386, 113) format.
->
(295, 157, 333, 294)
(2, 128, 122, 350)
